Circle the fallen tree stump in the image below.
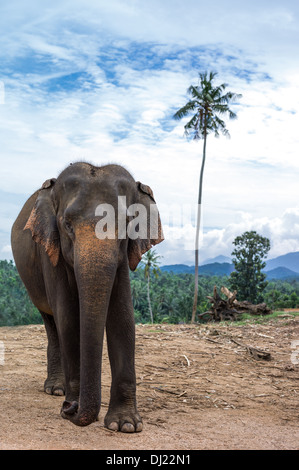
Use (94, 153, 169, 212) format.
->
(199, 286, 272, 321)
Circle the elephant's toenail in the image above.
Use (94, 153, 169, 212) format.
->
(136, 422, 143, 432)
(108, 422, 119, 431)
(121, 423, 135, 433)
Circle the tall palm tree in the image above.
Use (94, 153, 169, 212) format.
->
(174, 71, 242, 323)
(141, 249, 162, 323)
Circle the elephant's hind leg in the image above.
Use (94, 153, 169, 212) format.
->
(40, 312, 65, 396)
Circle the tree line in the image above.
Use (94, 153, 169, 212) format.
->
(0, 259, 298, 326)
(131, 269, 299, 324)
(0, 260, 41, 326)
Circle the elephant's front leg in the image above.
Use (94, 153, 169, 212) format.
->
(105, 265, 142, 433)
(51, 286, 81, 417)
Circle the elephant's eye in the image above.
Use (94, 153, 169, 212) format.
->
(64, 220, 74, 235)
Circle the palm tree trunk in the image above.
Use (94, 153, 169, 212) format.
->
(147, 274, 153, 323)
(191, 129, 207, 323)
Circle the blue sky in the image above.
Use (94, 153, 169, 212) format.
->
(1, 0, 299, 265)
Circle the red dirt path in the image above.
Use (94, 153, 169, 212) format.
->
(0, 318, 298, 450)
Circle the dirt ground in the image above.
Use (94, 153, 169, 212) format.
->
(0, 315, 299, 450)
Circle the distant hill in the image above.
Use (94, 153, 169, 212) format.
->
(265, 251, 299, 273)
(160, 264, 194, 274)
(200, 255, 232, 265)
(160, 262, 234, 276)
(161, 251, 299, 280)
(264, 267, 299, 280)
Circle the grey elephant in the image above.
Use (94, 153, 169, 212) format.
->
(11, 162, 163, 431)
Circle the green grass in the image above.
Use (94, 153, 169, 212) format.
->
(225, 310, 299, 326)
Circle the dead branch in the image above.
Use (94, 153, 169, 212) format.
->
(230, 338, 272, 361)
(199, 286, 272, 322)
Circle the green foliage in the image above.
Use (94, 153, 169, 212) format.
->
(263, 280, 299, 310)
(229, 231, 271, 303)
(0, 260, 41, 326)
(0, 259, 298, 327)
(226, 310, 299, 326)
(131, 269, 196, 323)
(140, 249, 162, 279)
(131, 270, 233, 323)
(139, 249, 162, 323)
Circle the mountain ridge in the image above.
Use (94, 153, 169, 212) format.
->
(161, 251, 299, 279)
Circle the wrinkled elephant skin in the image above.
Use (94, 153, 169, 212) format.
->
(11, 162, 164, 431)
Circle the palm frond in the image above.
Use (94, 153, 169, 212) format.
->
(187, 85, 204, 101)
(173, 100, 198, 120)
(184, 114, 204, 139)
(173, 70, 241, 140)
(229, 110, 238, 120)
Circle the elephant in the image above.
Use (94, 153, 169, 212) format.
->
(11, 161, 164, 431)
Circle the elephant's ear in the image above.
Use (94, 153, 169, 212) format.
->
(127, 182, 164, 271)
(24, 178, 60, 267)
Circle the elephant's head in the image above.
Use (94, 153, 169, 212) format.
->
(25, 162, 163, 269)
(24, 162, 163, 426)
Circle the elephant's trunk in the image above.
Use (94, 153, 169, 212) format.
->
(63, 226, 118, 426)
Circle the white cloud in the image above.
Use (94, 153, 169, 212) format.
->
(1, 245, 12, 254)
(1, 1, 299, 263)
(157, 207, 299, 265)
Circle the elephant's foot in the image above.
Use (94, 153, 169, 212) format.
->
(44, 378, 65, 396)
(104, 408, 143, 433)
